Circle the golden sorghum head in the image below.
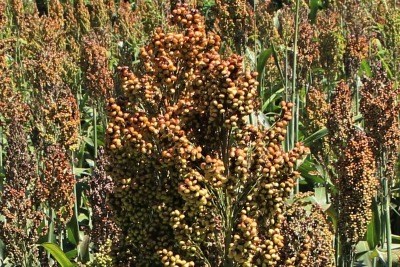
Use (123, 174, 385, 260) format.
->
(105, 3, 310, 266)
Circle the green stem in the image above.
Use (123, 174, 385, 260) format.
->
(94, 107, 98, 159)
(223, 193, 233, 267)
(384, 177, 392, 267)
(47, 207, 55, 261)
(0, 126, 3, 192)
(291, 0, 300, 193)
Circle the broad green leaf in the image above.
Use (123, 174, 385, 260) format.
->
(298, 159, 325, 184)
(303, 114, 363, 146)
(257, 48, 273, 76)
(39, 243, 76, 267)
(356, 241, 371, 254)
(326, 205, 338, 229)
(256, 48, 273, 94)
(372, 199, 382, 246)
(78, 213, 89, 222)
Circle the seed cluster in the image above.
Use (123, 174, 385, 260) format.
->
(336, 131, 378, 251)
(361, 64, 400, 180)
(278, 193, 335, 267)
(0, 0, 6, 28)
(106, 3, 309, 266)
(327, 80, 352, 154)
(214, 0, 250, 53)
(81, 31, 114, 103)
(327, 80, 379, 259)
(36, 144, 76, 223)
(303, 86, 329, 161)
(0, 119, 44, 264)
(89, 147, 120, 250)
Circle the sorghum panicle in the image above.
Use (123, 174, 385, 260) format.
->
(105, 4, 309, 266)
(278, 193, 335, 267)
(361, 63, 400, 181)
(0, 119, 45, 265)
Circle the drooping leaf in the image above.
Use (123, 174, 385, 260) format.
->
(64, 249, 77, 260)
(39, 243, 76, 267)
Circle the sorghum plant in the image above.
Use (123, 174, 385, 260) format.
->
(105, 3, 311, 266)
(360, 63, 400, 265)
(88, 147, 120, 266)
(327, 81, 379, 266)
(0, 118, 45, 266)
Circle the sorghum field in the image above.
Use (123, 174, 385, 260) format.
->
(0, 0, 399, 266)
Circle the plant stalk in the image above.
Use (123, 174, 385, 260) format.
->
(291, 0, 301, 193)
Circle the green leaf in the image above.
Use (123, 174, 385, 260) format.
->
(0, 239, 5, 260)
(65, 249, 77, 260)
(78, 213, 89, 222)
(83, 137, 94, 147)
(85, 159, 95, 167)
(309, 0, 321, 23)
(303, 127, 328, 147)
(78, 235, 90, 263)
(314, 187, 331, 211)
(372, 199, 382, 246)
(67, 215, 80, 246)
(256, 48, 273, 85)
(298, 159, 325, 184)
(366, 210, 379, 249)
(356, 241, 371, 254)
(326, 205, 338, 229)
(360, 58, 372, 77)
(39, 243, 76, 267)
(355, 241, 373, 266)
(73, 168, 91, 176)
(303, 114, 363, 146)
